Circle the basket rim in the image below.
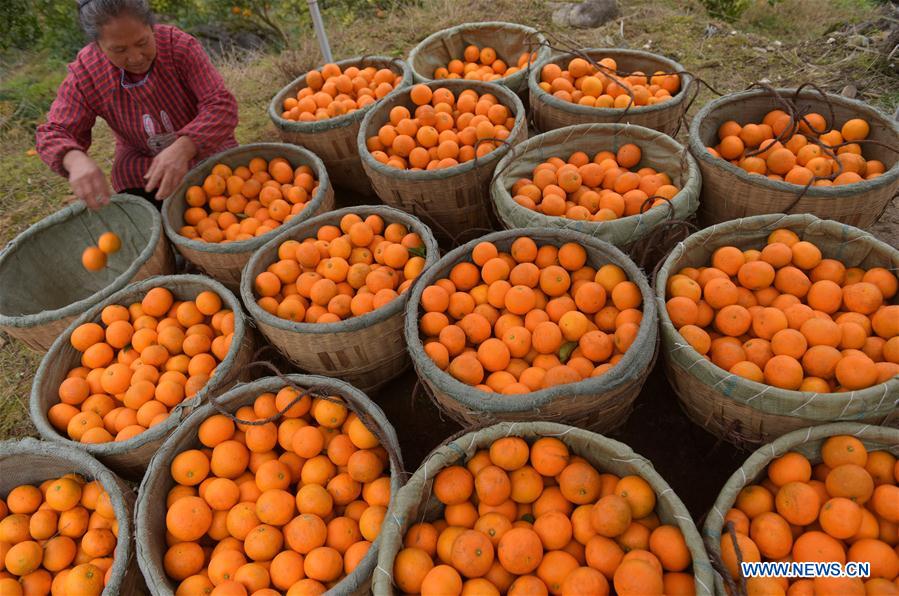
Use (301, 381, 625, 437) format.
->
(135, 373, 404, 596)
(528, 47, 693, 117)
(357, 79, 527, 181)
(0, 436, 135, 596)
(406, 20, 550, 85)
(490, 122, 702, 233)
(404, 227, 659, 413)
(267, 55, 413, 134)
(687, 87, 899, 196)
(0, 194, 164, 328)
(161, 142, 331, 254)
(655, 213, 899, 414)
(30, 273, 249, 455)
(240, 204, 441, 335)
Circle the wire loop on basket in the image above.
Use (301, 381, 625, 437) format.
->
(737, 82, 899, 215)
(704, 520, 747, 596)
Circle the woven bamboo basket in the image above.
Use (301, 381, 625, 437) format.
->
(269, 56, 413, 195)
(656, 214, 899, 448)
(30, 274, 254, 481)
(491, 123, 701, 253)
(136, 374, 404, 596)
(406, 21, 551, 97)
(405, 228, 658, 433)
(689, 87, 899, 228)
(529, 48, 692, 136)
(358, 79, 527, 245)
(162, 143, 334, 290)
(373, 421, 715, 595)
(241, 205, 440, 393)
(0, 194, 174, 352)
(0, 437, 147, 595)
(704, 422, 899, 595)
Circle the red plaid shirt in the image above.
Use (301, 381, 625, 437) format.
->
(36, 24, 238, 192)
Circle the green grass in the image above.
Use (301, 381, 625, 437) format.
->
(0, 0, 896, 440)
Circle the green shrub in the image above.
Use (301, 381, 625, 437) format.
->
(700, 0, 753, 21)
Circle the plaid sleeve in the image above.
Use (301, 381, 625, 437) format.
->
(35, 68, 98, 177)
(174, 32, 239, 157)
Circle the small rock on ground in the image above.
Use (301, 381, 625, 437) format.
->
(551, 0, 619, 29)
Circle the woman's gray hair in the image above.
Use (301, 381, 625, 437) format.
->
(78, 0, 155, 40)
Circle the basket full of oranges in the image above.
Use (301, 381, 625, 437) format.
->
(30, 274, 254, 480)
(135, 374, 404, 596)
(373, 421, 715, 596)
(358, 80, 527, 244)
(406, 21, 550, 96)
(269, 56, 413, 194)
(528, 48, 691, 136)
(688, 87, 899, 228)
(162, 143, 334, 289)
(241, 205, 439, 392)
(656, 213, 899, 447)
(0, 437, 146, 596)
(404, 228, 658, 434)
(704, 422, 899, 595)
(491, 123, 701, 253)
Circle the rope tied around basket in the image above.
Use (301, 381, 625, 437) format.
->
(207, 351, 404, 479)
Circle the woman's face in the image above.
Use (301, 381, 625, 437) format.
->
(96, 15, 156, 74)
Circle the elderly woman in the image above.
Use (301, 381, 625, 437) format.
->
(36, 0, 239, 208)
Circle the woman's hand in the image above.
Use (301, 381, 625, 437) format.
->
(63, 150, 112, 210)
(144, 135, 197, 200)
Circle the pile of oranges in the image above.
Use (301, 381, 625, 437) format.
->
(419, 237, 644, 393)
(393, 435, 696, 595)
(538, 56, 680, 109)
(665, 228, 898, 392)
(510, 145, 680, 221)
(180, 158, 320, 243)
(253, 212, 427, 324)
(719, 434, 899, 594)
(81, 232, 121, 272)
(49, 287, 234, 443)
(160, 387, 392, 594)
(706, 111, 882, 186)
(432, 45, 536, 82)
(0, 474, 119, 596)
(365, 84, 516, 171)
(279, 63, 404, 122)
